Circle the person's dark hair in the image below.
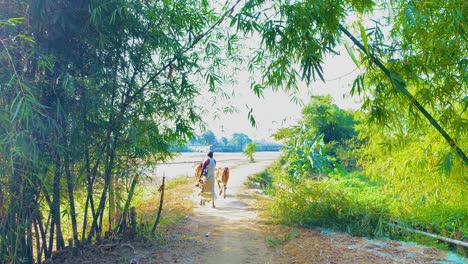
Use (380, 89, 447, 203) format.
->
(207, 151, 213, 158)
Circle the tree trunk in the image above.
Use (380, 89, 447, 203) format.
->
(33, 218, 42, 264)
(117, 173, 140, 233)
(82, 148, 102, 243)
(87, 135, 117, 243)
(35, 210, 48, 262)
(3, 160, 26, 262)
(50, 154, 64, 251)
(26, 218, 33, 263)
(109, 170, 116, 233)
(65, 154, 79, 248)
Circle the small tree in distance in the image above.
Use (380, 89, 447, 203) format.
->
(243, 142, 257, 162)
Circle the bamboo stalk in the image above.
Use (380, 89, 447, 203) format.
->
(130, 207, 137, 237)
(36, 211, 48, 260)
(51, 154, 64, 250)
(117, 173, 140, 234)
(338, 24, 468, 165)
(151, 175, 166, 234)
(33, 218, 42, 264)
(65, 154, 79, 248)
(389, 223, 468, 248)
(87, 134, 118, 243)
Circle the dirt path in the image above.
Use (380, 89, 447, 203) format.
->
(188, 159, 277, 264)
(143, 155, 466, 264)
(144, 157, 278, 263)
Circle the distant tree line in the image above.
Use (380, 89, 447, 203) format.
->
(172, 131, 282, 152)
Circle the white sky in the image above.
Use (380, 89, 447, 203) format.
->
(200, 50, 363, 142)
(196, 4, 381, 142)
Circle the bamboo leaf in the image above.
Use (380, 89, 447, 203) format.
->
(344, 43, 360, 69)
(389, 74, 411, 97)
(11, 96, 24, 122)
(7, 17, 24, 24)
(359, 23, 369, 55)
(251, 83, 264, 98)
(17, 34, 35, 43)
(404, 5, 417, 26)
(443, 153, 452, 174)
(247, 108, 256, 127)
(351, 74, 364, 95)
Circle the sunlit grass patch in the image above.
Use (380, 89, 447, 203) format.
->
(134, 176, 196, 234)
(270, 175, 390, 237)
(252, 157, 467, 255)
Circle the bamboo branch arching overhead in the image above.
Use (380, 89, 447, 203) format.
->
(339, 24, 468, 166)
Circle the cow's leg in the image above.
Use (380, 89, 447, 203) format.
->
(212, 192, 216, 208)
(218, 181, 223, 195)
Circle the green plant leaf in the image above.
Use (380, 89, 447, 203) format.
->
(344, 42, 360, 69)
(359, 23, 369, 55)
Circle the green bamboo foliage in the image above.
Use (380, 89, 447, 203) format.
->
(0, 0, 239, 261)
(233, 0, 467, 165)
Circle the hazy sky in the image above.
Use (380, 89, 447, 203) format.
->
(195, 7, 376, 142)
(199, 49, 363, 142)
(194, 3, 395, 142)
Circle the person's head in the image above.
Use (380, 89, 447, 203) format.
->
(207, 151, 213, 158)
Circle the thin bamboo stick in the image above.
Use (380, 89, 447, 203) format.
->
(389, 223, 468, 248)
(152, 175, 166, 234)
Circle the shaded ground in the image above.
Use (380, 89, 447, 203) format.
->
(55, 152, 466, 263)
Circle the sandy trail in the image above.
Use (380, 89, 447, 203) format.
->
(188, 157, 278, 264)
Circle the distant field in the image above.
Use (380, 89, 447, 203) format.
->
(150, 152, 282, 180)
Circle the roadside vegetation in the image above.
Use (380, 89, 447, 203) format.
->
(248, 96, 467, 255)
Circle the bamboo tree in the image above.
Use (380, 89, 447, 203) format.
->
(151, 176, 166, 234)
(34, 210, 48, 261)
(65, 154, 79, 248)
(88, 133, 118, 242)
(49, 154, 64, 252)
(233, 0, 466, 165)
(1, 0, 245, 261)
(338, 25, 468, 165)
(117, 173, 140, 233)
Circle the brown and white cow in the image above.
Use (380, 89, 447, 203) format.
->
(215, 167, 229, 199)
(194, 162, 203, 180)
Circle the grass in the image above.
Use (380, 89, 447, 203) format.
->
(246, 161, 467, 255)
(134, 175, 197, 240)
(265, 231, 300, 248)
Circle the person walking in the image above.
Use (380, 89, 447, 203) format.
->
(199, 151, 217, 208)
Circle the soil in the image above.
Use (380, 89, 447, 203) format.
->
(55, 153, 466, 264)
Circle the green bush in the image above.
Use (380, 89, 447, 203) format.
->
(270, 170, 389, 237)
(255, 159, 467, 250)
